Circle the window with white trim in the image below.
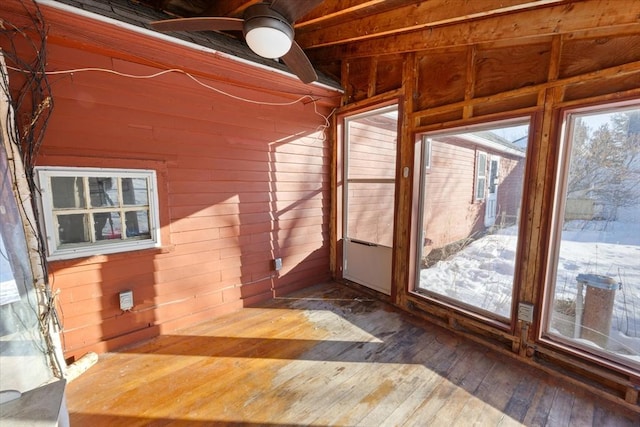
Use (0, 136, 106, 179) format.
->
(544, 102, 640, 370)
(475, 151, 487, 201)
(36, 167, 160, 260)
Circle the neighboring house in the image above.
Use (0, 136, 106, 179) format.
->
(420, 132, 526, 260)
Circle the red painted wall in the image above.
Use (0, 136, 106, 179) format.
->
(345, 120, 397, 247)
(2, 1, 340, 360)
(421, 137, 524, 253)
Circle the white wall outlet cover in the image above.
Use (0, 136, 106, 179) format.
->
(518, 302, 534, 323)
(119, 290, 134, 311)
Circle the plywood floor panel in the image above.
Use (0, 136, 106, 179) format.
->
(65, 282, 639, 426)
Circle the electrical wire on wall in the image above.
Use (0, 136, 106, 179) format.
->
(1, 0, 337, 371)
(0, 0, 65, 377)
(6, 65, 337, 142)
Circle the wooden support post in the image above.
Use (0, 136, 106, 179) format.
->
(393, 52, 416, 308)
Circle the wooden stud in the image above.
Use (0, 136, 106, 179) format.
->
(412, 59, 640, 122)
(393, 53, 416, 307)
(309, 0, 640, 59)
(463, 45, 477, 119)
(368, 56, 379, 98)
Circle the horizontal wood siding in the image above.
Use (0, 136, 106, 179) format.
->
(421, 138, 523, 253)
(496, 157, 526, 227)
(422, 139, 479, 249)
(346, 121, 397, 247)
(5, 20, 339, 359)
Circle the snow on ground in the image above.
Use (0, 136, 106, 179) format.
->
(418, 231, 518, 318)
(418, 219, 640, 364)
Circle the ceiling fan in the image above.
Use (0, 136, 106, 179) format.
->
(150, 0, 322, 84)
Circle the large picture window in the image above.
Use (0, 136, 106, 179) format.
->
(36, 167, 160, 260)
(544, 102, 640, 370)
(414, 119, 529, 320)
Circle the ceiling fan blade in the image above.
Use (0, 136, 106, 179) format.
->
(150, 17, 244, 32)
(281, 41, 318, 84)
(269, 0, 323, 23)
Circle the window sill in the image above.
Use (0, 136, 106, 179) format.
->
(48, 244, 175, 267)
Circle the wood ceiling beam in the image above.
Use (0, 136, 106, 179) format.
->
(297, 0, 569, 48)
(200, 0, 391, 24)
(307, 0, 640, 61)
(296, 0, 419, 30)
(202, 0, 261, 18)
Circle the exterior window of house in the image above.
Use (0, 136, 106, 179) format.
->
(414, 119, 530, 321)
(423, 136, 432, 170)
(36, 167, 160, 260)
(544, 102, 640, 370)
(475, 151, 487, 201)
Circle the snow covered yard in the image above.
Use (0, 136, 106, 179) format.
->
(418, 219, 640, 365)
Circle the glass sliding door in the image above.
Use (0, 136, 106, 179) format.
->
(545, 102, 640, 369)
(414, 120, 530, 320)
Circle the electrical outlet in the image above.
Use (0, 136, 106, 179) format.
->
(273, 258, 282, 271)
(119, 290, 133, 311)
(518, 302, 534, 323)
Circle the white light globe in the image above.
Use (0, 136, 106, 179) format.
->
(245, 27, 292, 59)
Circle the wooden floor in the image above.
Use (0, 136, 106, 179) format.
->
(66, 282, 639, 426)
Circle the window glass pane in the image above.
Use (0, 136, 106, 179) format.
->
(125, 211, 151, 239)
(51, 176, 85, 209)
(475, 152, 487, 200)
(57, 213, 89, 244)
(416, 121, 529, 320)
(546, 105, 640, 368)
(0, 138, 53, 390)
(89, 177, 119, 208)
(346, 181, 395, 247)
(122, 178, 148, 206)
(347, 115, 397, 180)
(476, 177, 486, 200)
(94, 212, 122, 241)
(38, 167, 159, 259)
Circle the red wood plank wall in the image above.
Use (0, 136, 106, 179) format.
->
(3, 3, 340, 360)
(422, 139, 480, 250)
(420, 138, 523, 252)
(345, 121, 397, 247)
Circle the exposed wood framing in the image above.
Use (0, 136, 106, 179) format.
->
(333, 0, 640, 406)
(463, 46, 477, 119)
(367, 56, 378, 99)
(391, 53, 414, 306)
(308, 0, 640, 60)
(298, 0, 570, 49)
(412, 60, 640, 126)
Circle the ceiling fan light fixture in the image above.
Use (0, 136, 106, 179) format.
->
(243, 5, 294, 59)
(152, 1, 320, 83)
(245, 24, 292, 59)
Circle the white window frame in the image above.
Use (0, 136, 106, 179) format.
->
(542, 100, 640, 372)
(36, 167, 161, 260)
(475, 151, 487, 201)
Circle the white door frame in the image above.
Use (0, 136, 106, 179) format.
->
(341, 105, 398, 295)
